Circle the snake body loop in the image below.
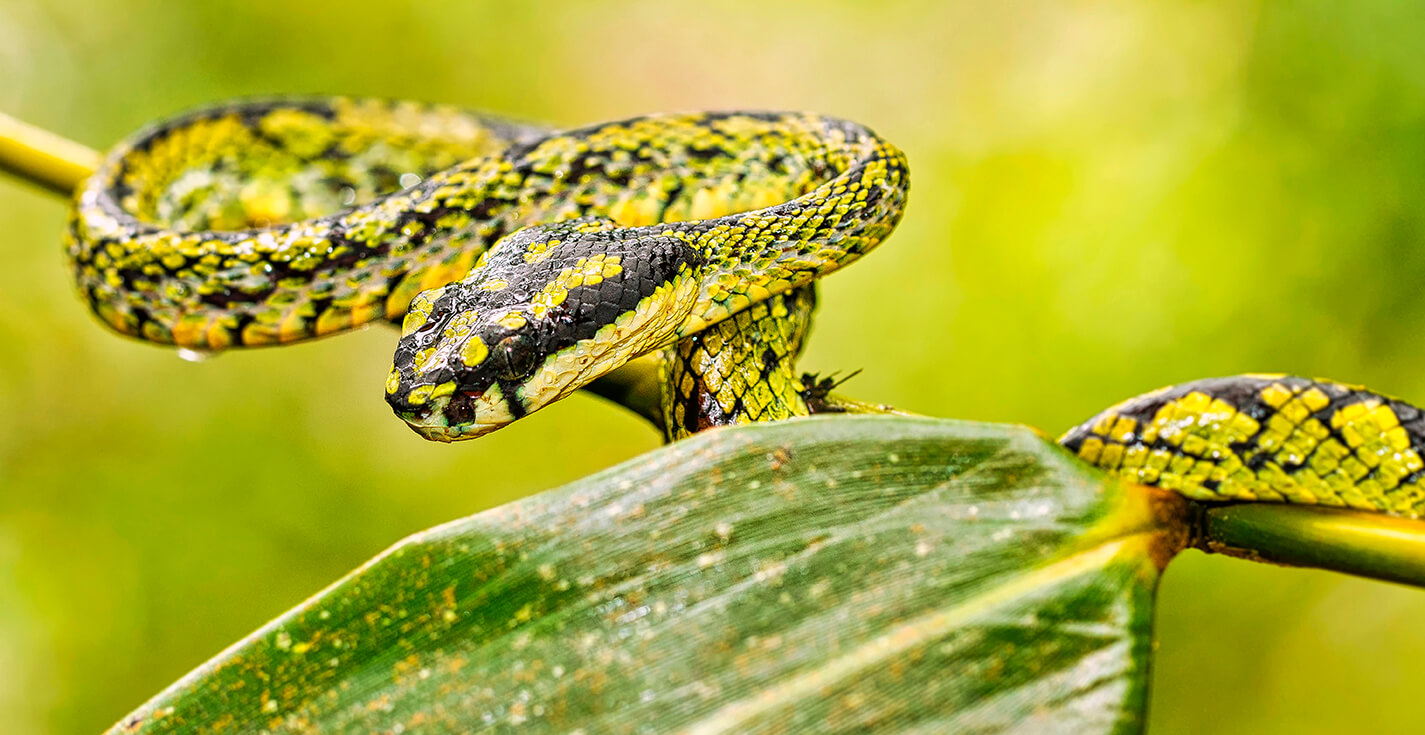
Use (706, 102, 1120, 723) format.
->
(68, 98, 909, 440)
(69, 98, 552, 348)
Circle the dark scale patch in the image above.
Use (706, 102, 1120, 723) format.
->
(764, 153, 792, 177)
(1061, 376, 1285, 457)
(1226, 438, 1259, 459)
(313, 232, 386, 274)
(498, 380, 528, 419)
(130, 306, 153, 329)
(1241, 401, 1272, 423)
(496, 135, 555, 167)
(1392, 400, 1425, 459)
(698, 110, 798, 126)
(1058, 427, 1088, 455)
(686, 145, 730, 161)
(230, 312, 256, 337)
(198, 287, 255, 309)
(317, 142, 355, 165)
(757, 346, 781, 382)
(532, 238, 701, 357)
(1306, 384, 1395, 459)
(234, 98, 339, 127)
(696, 391, 735, 432)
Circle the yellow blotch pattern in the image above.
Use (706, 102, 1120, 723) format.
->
(1062, 376, 1425, 516)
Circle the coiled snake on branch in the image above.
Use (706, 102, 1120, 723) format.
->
(65, 97, 1425, 516)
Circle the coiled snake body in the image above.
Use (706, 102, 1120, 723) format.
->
(66, 97, 1425, 516)
(69, 98, 906, 440)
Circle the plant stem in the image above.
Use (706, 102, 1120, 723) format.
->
(0, 111, 100, 196)
(1199, 503, 1425, 587)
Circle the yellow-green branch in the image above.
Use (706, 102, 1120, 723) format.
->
(0, 111, 99, 196)
(1199, 504, 1425, 587)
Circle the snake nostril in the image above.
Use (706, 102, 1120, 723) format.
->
(445, 392, 476, 425)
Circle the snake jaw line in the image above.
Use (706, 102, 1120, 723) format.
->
(399, 384, 516, 443)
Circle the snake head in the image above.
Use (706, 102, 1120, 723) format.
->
(385, 218, 703, 441)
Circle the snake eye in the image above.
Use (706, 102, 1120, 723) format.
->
(494, 333, 540, 381)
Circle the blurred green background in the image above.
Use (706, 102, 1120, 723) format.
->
(3, 1, 1425, 732)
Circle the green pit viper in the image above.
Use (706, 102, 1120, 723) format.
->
(66, 97, 1425, 516)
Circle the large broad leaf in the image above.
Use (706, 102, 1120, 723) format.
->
(110, 416, 1182, 735)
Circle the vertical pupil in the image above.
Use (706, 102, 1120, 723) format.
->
(498, 335, 537, 380)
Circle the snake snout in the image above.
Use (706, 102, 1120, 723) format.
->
(385, 385, 436, 422)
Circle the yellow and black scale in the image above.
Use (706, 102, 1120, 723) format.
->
(65, 96, 1425, 517)
(1060, 375, 1425, 515)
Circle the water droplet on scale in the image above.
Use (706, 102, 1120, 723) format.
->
(176, 348, 215, 363)
(399, 172, 423, 189)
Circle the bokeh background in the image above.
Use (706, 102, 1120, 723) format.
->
(3, 1, 1425, 732)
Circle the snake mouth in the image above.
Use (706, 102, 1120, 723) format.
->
(388, 384, 520, 442)
(392, 403, 506, 442)
(402, 417, 502, 443)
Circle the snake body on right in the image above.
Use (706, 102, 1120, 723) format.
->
(1062, 375, 1425, 516)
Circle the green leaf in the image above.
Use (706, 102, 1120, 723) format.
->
(110, 416, 1184, 735)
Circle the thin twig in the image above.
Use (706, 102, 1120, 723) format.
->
(0, 111, 100, 196)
